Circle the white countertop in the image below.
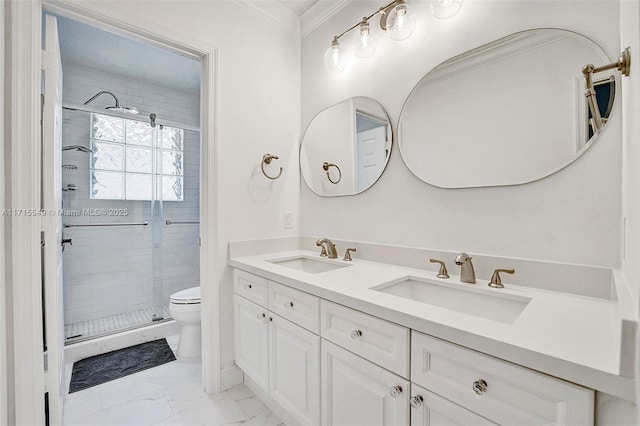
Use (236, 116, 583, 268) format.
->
(229, 249, 636, 400)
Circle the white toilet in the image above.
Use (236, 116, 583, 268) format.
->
(169, 286, 201, 360)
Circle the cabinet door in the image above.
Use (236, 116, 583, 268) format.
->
(234, 295, 269, 389)
(322, 340, 409, 426)
(410, 383, 498, 426)
(269, 314, 321, 425)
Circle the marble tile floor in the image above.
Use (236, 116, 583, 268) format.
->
(65, 306, 172, 342)
(62, 335, 282, 426)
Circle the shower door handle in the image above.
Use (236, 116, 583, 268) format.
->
(61, 238, 72, 252)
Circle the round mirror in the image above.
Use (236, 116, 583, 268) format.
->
(399, 28, 614, 188)
(301, 97, 392, 196)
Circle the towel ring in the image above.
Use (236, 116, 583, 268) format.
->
(322, 162, 341, 184)
(262, 154, 283, 180)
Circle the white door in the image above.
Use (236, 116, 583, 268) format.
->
(356, 125, 388, 192)
(42, 13, 65, 425)
(269, 314, 320, 425)
(322, 340, 409, 426)
(234, 296, 269, 389)
(410, 384, 498, 426)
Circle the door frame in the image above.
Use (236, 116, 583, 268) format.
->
(9, 1, 220, 423)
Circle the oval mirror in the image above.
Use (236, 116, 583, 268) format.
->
(301, 97, 392, 196)
(399, 28, 615, 188)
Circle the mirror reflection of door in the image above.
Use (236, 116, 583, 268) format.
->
(356, 113, 389, 192)
(587, 76, 616, 141)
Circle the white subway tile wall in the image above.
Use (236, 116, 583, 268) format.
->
(61, 62, 200, 337)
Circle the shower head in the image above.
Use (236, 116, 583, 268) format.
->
(62, 145, 93, 153)
(106, 105, 139, 114)
(83, 90, 139, 115)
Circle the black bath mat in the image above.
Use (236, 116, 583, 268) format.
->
(68, 338, 176, 393)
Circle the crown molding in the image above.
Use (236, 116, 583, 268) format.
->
(235, 0, 300, 33)
(301, 0, 353, 37)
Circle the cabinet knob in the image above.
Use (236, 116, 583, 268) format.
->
(284, 301, 294, 309)
(256, 312, 266, 320)
(472, 379, 488, 395)
(245, 284, 253, 290)
(410, 395, 424, 409)
(389, 385, 403, 398)
(268, 317, 273, 322)
(350, 330, 363, 340)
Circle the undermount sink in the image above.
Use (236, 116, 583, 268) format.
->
(373, 277, 531, 324)
(269, 256, 351, 274)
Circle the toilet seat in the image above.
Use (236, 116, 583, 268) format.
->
(170, 287, 201, 305)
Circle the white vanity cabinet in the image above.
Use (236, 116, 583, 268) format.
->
(234, 271, 321, 426)
(322, 340, 409, 426)
(233, 267, 596, 426)
(411, 331, 595, 426)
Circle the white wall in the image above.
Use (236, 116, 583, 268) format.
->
(301, 0, 622, 268)
(60, 63, 200, 330)
(60, 0, 302, 379)
(619, 0, 640, 417)
(0, 0, 8, 423)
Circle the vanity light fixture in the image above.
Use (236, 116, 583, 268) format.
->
(431, 0, 464, 19)
(324, 36, 347, 73)
(354, 18, 376, 58)
(325, 0, 462, 72)
(324, 0, 417, 72)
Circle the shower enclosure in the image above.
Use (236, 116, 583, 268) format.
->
(61, 107, 200, 343)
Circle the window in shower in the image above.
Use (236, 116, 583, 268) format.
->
(90, 113, 184, 200)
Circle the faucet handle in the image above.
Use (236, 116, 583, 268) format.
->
(429, 259, 450, 279)
(488, 268, 515, 288)
(344, 248, 357, 261)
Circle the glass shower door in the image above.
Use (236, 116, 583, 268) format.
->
(153, 125, 200, 321)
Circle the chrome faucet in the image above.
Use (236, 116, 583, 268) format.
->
(454, 252, 476, 284)
(316, 238, 338, 259)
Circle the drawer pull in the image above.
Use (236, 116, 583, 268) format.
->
(268, 316, 273, 322)
(256, 312, 266, 320)
(473, 379, 488, 395)
(284, 301, 294, 308)
(244, 284, 253, 290)
(389, 386, 403, 398)
(350, 329, 363, 340)
(410, 395, 424, 409)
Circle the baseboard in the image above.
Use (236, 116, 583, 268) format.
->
(221, 365, 244, 391)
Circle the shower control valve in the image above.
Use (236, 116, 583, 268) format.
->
(61, 238, 72, 252)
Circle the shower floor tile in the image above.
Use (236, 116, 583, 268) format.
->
(65, 306, 171, 342)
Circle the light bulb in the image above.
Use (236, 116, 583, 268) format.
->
(431, 0, 463, 19)
(388, 2, 416, 41)
(354, 19, 376, 58)
(324, 37, 346, 73)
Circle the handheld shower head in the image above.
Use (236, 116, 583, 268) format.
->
(84, 90, 139, 115)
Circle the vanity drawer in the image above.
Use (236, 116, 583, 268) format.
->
(411, 331, 594, 426)
(320, 300, 409, 378)
(234, 270, 268, 307)
(268, 281, 320, 334)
